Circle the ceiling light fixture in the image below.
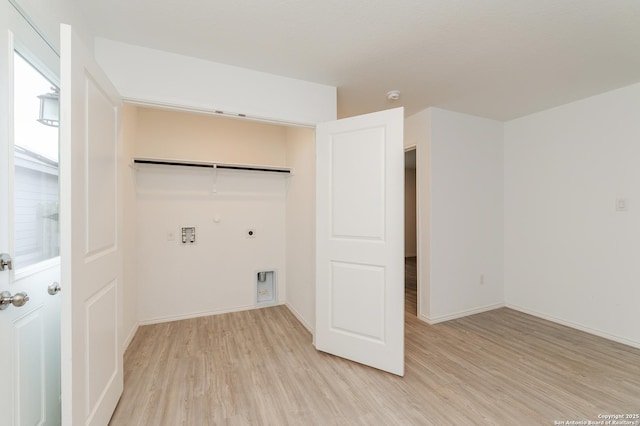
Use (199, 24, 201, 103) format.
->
(387, 90, 401, 101)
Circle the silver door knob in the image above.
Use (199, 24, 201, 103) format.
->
(0, 291, 29, 310)
(48, 282, 61, 295)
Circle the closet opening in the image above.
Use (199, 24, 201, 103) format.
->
(121, 103, 316, 330)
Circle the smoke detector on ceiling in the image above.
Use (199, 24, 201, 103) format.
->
(387, 90, 401, 101)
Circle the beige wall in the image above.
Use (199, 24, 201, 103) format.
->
(120, 104, 139, 348)
(124, 105, 318, 332)
(134, 107, 288, 166)
(126, 106, 290, 324)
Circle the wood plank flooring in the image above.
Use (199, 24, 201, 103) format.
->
(110, 258, 640, 425)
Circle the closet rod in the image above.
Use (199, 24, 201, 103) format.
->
(132, 158, 292, 174)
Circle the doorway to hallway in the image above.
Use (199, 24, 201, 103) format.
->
(404, 148, 417, 317)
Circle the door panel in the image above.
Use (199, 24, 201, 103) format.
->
(86, 281, 117, 414)
(59, 24, 123, 425)
(331, 127, 385, 239)
(331, 262, 385, 340)
(315, 107, 405, 376)
(15, 307, 44, 425)
(86, 76, 117, 255)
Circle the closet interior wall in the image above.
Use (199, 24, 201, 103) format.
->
(124, 106, 290, 325)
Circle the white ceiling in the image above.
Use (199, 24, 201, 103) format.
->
(75, 0, 640, 121)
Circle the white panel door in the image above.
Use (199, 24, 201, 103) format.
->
(59, 24, 123, 425)
(0, 2, 62, 424)
(315, 107, 405, 376)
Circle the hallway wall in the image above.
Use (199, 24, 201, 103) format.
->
(405, 108, 504, 323)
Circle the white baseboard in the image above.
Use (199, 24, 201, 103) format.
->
(419, 302, 505, 325)
(122, 323, 139, 352)
(138, 303, 284, 326)
(285, 303, 314, 334)
(506, 303, 640, 349)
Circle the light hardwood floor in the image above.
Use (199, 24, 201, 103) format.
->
(110, 258, 640, 425)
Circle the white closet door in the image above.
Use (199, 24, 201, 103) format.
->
(315, 107, 405, 376)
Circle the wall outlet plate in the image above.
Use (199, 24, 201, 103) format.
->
(616, 198, 628, 212)
(181, 226, 196, 244)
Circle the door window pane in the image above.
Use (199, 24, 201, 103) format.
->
(13, 52, 60, 269)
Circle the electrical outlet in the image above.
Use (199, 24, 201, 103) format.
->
(616, 198, 628, 212)
(181, 227, 196, 244)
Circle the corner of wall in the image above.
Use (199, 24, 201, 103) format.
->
(428, 107, 504, 320)
(121, 103, 139, 349)
(502, 83, 640, 347)
(284, 126, 316, 332)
